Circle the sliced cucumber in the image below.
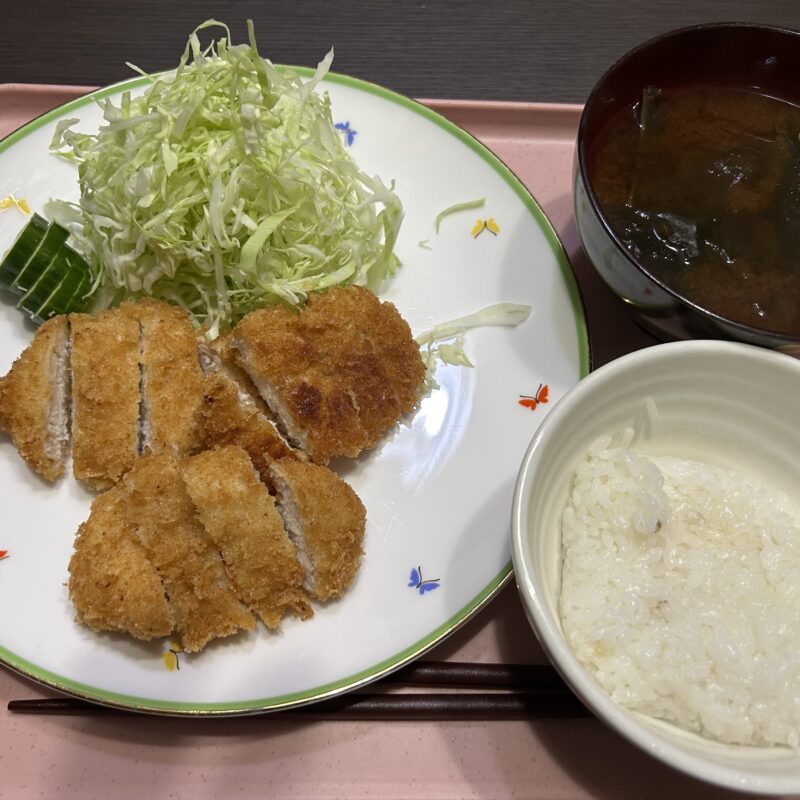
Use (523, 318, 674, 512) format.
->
(0, 213, 48, 287)
(11, 222, 70, 296)
(1, 215, 92, 323)
(18, 251, 91, 323)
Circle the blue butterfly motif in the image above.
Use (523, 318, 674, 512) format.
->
(408, 565, 441, 596)
(335, 121, 357, 147)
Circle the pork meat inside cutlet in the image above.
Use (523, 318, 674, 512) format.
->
(232, 304, 368, 463)
(0, 315, 70, 481)
(231, 286, 426, 464)
(68, 484, 174, 641)
(199, 372, 298, 485)
(182, 445, 312, 630)
(120, 298, 205, 455)
(70, 308, 141, 490)
(121, 451, 254, 652)
(270, 458, 366, 602)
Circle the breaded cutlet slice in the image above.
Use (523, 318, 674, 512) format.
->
(232, 305, 368, 464)
(307, 286, 426, 414)
(302, 290, 402, 448)
(269, 458, 366, 602)
(199, 373, 297, 485)
(122, 452, 254, 652)
(70, 309, 141, 490)
(0, 315, 70, 481)
(182, 445, 313, 630)
(209, 331, 273, 413)
(120, 298, 205, 455)
(68, 484, 174, 640)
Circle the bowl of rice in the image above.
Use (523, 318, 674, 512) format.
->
(511, 340, 800, 793)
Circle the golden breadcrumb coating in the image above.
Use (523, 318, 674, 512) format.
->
(233, 304, 367, 463)
(121, 298, 205, 455)
(182, 445, 312, 629)
(199, 373, 297, 484)
(0, 315, 70, 481)
(308, 286, 425, 414)
(68, 484, 174, 640)
(70, 309, 141, 490)
(121, 452, 254, 652)
(270, 458, 366, 602)
(302, 289, 402, 446)
(232, 286, 425, 464)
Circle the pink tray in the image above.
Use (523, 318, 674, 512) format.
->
(0, 86, 738, 800)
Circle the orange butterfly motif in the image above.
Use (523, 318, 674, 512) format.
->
(519, 383, 549, 411)
(0, 550, 8, 560)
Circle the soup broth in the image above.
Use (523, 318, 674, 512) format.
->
(590, 85, 800, 336)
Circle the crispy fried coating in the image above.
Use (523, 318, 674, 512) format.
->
(233, 304, 367, 463)
(121, 452, 254, 652)
(270, 458, 366, 602)
(121, 298, 205, 455)
(307, 286, 425, 414)
(70, 309, 141, 490)
(232, 286, 425, 464)
(68, 484, 174, 641)
(199, 373, 297, 484)
(182, 445, 312, 629)
(0, 315, 70, 481)
(302, 290, 402, 446)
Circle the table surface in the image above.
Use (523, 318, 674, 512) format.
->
(2, 3, 800, 798)
(1, 0, 799, 102)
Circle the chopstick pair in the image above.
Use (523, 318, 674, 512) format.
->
(7, 661, 590, 719)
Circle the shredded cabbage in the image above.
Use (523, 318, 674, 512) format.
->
(434, 197, 485, 233)
(47, 20, 403, 336)
(415, 303, 532, 389)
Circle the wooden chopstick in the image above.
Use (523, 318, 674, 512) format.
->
(7, 661, 589, 719)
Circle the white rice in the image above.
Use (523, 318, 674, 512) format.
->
(559, 432, 800, 748)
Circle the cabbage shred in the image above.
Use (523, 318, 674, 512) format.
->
(47, 20, 403, 336)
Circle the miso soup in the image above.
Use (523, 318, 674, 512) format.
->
(590, 85, 800, 336)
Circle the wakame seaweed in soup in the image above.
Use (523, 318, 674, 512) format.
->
(590, 85, 800, 336)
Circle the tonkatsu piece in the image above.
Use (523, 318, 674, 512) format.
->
(121, 452, 255, 652)
(182, 445, 312, 629)
(270, 458, 366, 602)
(0, 315, 70, 481)
(232, 285, 426, 464)
(68, 484, 174, 641)
(121, 298, 205, 455)
(70, 309, 141, 490)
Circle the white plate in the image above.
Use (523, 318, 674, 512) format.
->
(0, 68, 588, 714)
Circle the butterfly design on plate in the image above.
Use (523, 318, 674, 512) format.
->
(471, 217, 500, 238)
(408, 566, 441, 596)
(161, 642, 183, 672)
(0, 550, 8, 561)
(519, 383, 549, 411)
(334, 121, 357, 147)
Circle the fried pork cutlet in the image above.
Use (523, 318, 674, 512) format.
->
(70, 309, 141, 490)
(121, 298, 205, 455)
(270, 458, 366, 602)
(306, 286, 425, 414)
(121, 452, 254, 652)
(0, 315, 70, 481)
(233, 303, 368, 463)
(68, 484, 174, 641)
(232, 286, 425, 464)
(199, 373, 297, 484)
(182, 445, 312, 629)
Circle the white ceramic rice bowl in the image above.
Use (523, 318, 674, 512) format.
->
(511, 340, 800, 794)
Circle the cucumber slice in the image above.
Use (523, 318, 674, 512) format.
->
(10, 222, 70, 296)
(0, 213, 48, 287)
(1, 215, 92, 323)
(21, 253, 91, 323)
